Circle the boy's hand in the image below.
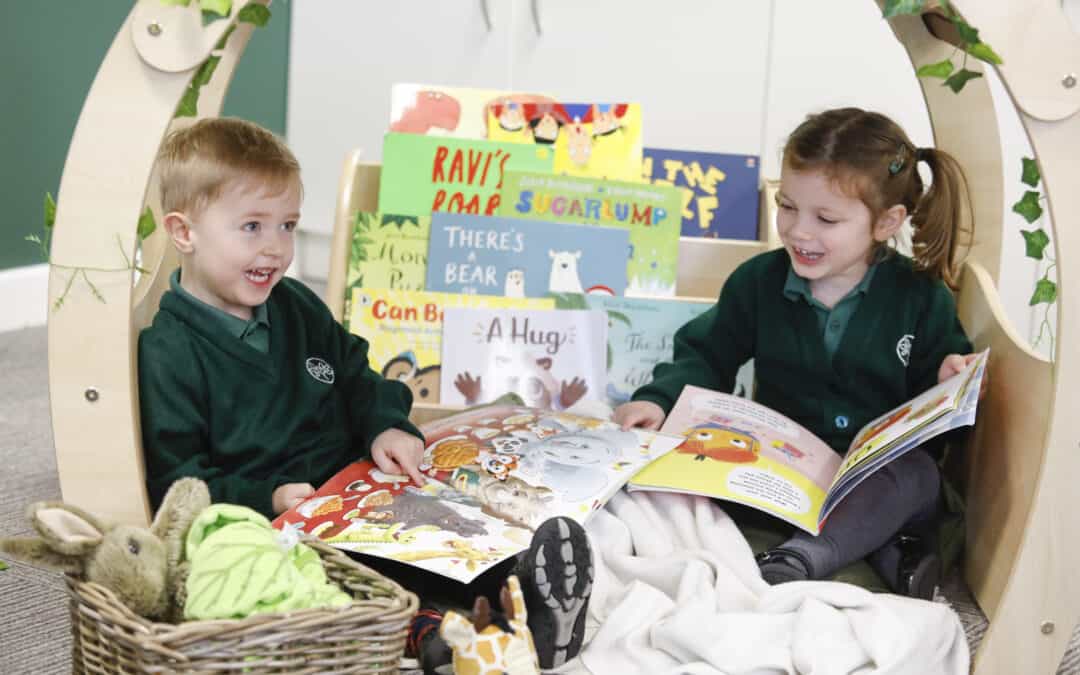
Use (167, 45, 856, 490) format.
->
(614, 400, 666, 431)
(938, 353, 988, 399)
(371, 427, 427, 486)
(272, 482, 314, 515)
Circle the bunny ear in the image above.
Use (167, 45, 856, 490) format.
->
(0, 537, 85, 575)
(151, 478, 210, 570)
(28, 502, 106, 557)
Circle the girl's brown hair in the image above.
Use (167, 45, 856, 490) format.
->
(783, 107, 973, 288)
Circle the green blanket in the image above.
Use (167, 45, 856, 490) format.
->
(184, 504, 351, 620)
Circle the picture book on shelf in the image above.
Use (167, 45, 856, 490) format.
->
(439, 307, 607, 410)
(378, 133, 554, 218)
(273, 406, 683, 583)
(629, 350, 988, 534)
(498, 171, 682, 297)
(424, 212, 630, 298)
(389, 84, 554, 140)
(642, 148, 761, 240)
(484, 102, 644, 182)
(347, 288, 553, 405)
(582, 295, 713, 406)
(343, 213, 429, 326)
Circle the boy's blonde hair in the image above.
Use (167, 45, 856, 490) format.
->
(157, 117, 300, 216)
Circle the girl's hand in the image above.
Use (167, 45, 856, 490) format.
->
(371, 427, 427, 486)
(937, 353, 988, 399)
(614, 400, 666, 431)
(272, 482, 315, 515)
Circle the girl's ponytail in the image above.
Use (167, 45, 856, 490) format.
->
(909, 147, 974, 290)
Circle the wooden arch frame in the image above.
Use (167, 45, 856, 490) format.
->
(45, 1, 1077, 673)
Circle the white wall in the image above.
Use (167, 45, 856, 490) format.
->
(280, 0, 1051, 353)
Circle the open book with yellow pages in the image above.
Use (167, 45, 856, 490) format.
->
(628, 350, 988, 535)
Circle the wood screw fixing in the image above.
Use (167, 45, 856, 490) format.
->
(1063, 74, 1077, 89)
(1042, 621, 1055, 635)
(147, 22, 163, 37)
(84, 387, 100, 403)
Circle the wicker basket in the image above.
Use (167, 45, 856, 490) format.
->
(67, 539, 418, 674)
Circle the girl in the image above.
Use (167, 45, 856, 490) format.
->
(614, 107, 981, 599)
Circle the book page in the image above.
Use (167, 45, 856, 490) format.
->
(272, 461, 530, 584)
(629, 385, 840, 534)
(819, 350, 988, 523)
(419, 405, 682, 529)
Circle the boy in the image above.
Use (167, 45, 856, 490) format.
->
(139, 117, 425, 519)
(139, 118, 593, 671)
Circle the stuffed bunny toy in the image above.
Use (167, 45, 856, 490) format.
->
(0, 478, 210, 620)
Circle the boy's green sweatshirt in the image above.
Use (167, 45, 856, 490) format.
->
(633, 249, 972, 453)
(139, 278, 421, 517)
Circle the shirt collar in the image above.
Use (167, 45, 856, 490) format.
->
(169, 269, 269, 338)
(783, 260, 878, 305)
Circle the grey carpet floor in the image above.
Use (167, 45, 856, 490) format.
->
(0, 324, 1076, 673)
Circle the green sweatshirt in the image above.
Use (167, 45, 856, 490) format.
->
(633, 249, 972, 453)
(139, 277, 421, 517)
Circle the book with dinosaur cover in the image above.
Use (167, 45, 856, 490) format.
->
(272, 406, 683, 583)
(498, 171, 682, 297)
(641, 148, 761, 240)
(424, 212, 630, 298)
(347, 288, 554, 405)
(378, 133, 555, 218)
(439, 306, 608, 411)
(389, 83, 554, 139)
(484, 102, 644, 182)
(629, 350, 988, 534)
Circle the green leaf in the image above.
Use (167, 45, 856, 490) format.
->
(916, 58, 954, 79)
(943, 68, 982, 93)
(137, 206, 157, 240)
(193, 55, 221, 86)
(0, 560, 7, 571)
(967, 41, 1003, 65)
(548, 292, 588, 310)
(25, 234, 41, 245)
(882, 0, 926, 18)
(951, 16, 979, 44)
(1021, 157, 1040, 187)
(214, 24, 236, 50)
(200, 0, 231, 18)
(381, 214, 420, 229)
(1020, 228, 1050, 259)
(175, 86, 199, 117)
(607, 310, 632, 327)
(44, 192, 56, 229)
(237, 3, 271, 26)
(1012, 191, 1044, 224)
(1029, 278, 1057, 306)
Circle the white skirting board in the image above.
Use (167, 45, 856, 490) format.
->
(0, 264, 48, 333)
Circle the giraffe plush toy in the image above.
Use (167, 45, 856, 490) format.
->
(439, 575, 540, 675)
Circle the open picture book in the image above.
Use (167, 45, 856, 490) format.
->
(273, 405, 683, 582)
(629, 349, 988, 535)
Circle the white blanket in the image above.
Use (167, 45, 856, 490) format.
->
(561, 490, 969, 675)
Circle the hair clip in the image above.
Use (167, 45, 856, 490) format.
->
(888, 155, 905, 175)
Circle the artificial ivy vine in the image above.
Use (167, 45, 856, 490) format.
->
(882, 0, 1002, 93)
(1013, 157, 1056, 356)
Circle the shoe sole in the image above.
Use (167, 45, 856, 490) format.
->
(518, 516, 593, 669)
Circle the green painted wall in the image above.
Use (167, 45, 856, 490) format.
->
(0, 2, 290, 271)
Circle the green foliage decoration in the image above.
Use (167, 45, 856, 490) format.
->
(1012, 157, 1056, 355)
(883, 0, 1002, 93)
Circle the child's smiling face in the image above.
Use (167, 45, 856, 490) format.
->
(179, 178, 301, 320)
(776, 166, 896, 298)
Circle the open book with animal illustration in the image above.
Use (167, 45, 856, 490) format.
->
(629, 350, 988, 535)
(273, 406, 683, 582)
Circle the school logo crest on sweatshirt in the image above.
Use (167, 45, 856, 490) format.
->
(896, 334, 914, 367)
(306, 357, 335, 384)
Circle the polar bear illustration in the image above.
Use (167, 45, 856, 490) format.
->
(504, 268, 526, 297)
(548, 250, 584, 293)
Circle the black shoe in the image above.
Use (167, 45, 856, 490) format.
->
(895, 535, 941, 600)
(755, 547, 812, 585)
(516, 516, 593, 669)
